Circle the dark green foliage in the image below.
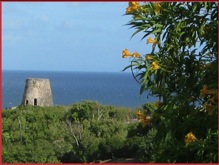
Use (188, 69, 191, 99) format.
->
(123, 2, 218, 163)
(122, 136, 144, 158)
(2, 101, 143, 163)
(2, 105, 67, 163)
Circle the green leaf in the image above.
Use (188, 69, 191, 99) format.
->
(154, 24, 163, 28)
(151, 28, 162, 35)
(131, 28, 144, 39)
(192, 3, 197, 12)
(140, 84, 146, 95)
(122, 64, 132, 71)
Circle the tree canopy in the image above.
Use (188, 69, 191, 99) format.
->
(122, 2, 218, 163)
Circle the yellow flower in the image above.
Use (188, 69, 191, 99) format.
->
(142, 118, 150, 127)
(137, 110, 142, 115)
(126, 2, 139, 14)
(129, 2, 139, 10)
(122, 49, 132, 58)
(145, 55, 154, 61)
(147, 37, 157, 47)
(126, 7, 132, 14)
(200, 87, 217, 115)
(185, 132, 197, 145)
(137, 110, 144, 119)
(200, 85, 208, 98)
(137, 110, 150, 127)
(147, 37, 156, 44)
(154, 2, 161, 14)
(132, 51, 141, 58)
(151, 62, 160, 70)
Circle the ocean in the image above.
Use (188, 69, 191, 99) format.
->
(2, 70, 157, 109)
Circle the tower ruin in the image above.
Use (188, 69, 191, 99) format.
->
(21, 78, 53, 107)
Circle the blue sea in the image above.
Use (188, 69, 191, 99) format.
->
(2, 70, 157, 109)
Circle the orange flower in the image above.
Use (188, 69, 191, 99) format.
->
(142, 118, 150, 127)
(147, 37, 157, 47)
(122, 49, 132, 58)
(185, 132, 197, 145)
(126, 2, 139, 14)
(147, 37, 156, 44)
(145, 55, 154, 60)
(137, 110, 150, 127)
(154, 2, 161, 13)
(137, 110, 144, 119)
(132, 51, 141, 58)
(151, 62, 160, 70)
(129, 2, 139, 7)
(137, 110, 142, 115)
(126, 7, 132, 14)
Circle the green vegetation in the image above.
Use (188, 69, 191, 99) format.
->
(122, 2, 218, 163)
(2, 101, 154, 163)
(2, 2, 217, 163)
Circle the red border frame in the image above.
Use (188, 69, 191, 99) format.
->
(0, 1, 218, 165)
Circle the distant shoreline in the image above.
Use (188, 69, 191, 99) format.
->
(3, 70, 157, 109)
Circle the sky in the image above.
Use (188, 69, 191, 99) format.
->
(2, 2, 152, 72)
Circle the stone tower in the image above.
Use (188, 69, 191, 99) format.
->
(21, 78, 53, 106)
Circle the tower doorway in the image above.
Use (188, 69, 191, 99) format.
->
(34, 98, 37, 106)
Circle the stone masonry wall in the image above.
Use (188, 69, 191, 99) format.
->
(21, 78, 53, 106)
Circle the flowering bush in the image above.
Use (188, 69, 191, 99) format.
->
(122, 2, 218, 163)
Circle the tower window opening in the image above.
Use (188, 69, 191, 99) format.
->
(26, 100, 29, 105)
(34, 98, 37, 106)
